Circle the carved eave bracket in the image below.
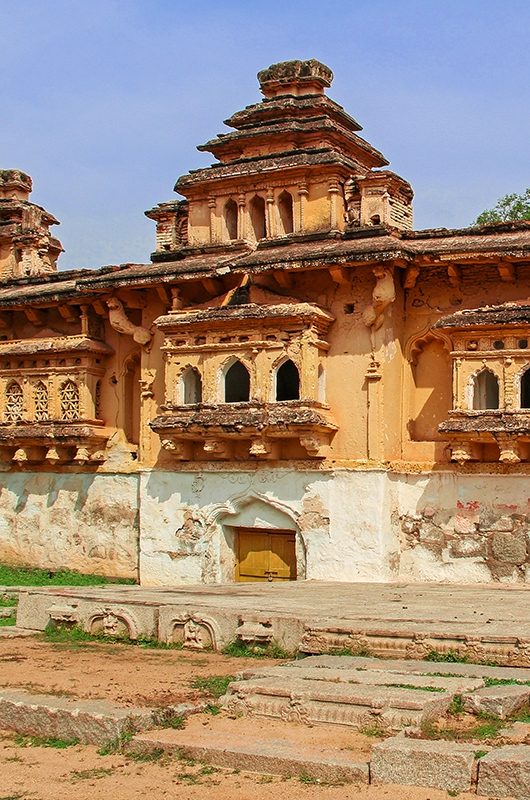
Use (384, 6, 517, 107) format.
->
(106, 298, 153, 350)
(362, 266, 395, 331)
(0, 422, 111, 467)
(439, 411, 530, 466)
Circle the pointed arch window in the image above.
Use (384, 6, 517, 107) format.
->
(4, 381, 23, 422)
(249, 195, 266, 241)
(60, 380, 80, 421)
(472, 369, 499, 410)
(278, 191, 294, 235)
(181, 367, 202, 405)
(224, 198, 238, 241)
(521, 368, 530, 409)
(224, 360, 250, 403)
(34, 381, 49, 421)
(275, 359, 300, 401)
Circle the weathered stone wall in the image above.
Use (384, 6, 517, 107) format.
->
(0, 472, 139, 579)
(393, 472, 530, 583)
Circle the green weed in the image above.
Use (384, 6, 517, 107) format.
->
(204, 704, 221, 715)
(190, 675, 234, 698)
(448, 694, 465, 716)
(127, 748, 165, 763)
(359, 723, 387, 737)
(221, 640, 291, 659)
(425, 650, 469, 664)
(97, 731, 133, 756)
(199, 765, 218, 775)
(43, 623, 182, 650)
(484, 677, 530, 687)
(381, 683, 445, 692)
(474, 750, 488, 760)
(14, 734, 79, 749)
(0, 615, 16, 627)
(70, 767, 114, 780)
(0, 564, 136, 587)
(513, 706, 530, 723)
(0, 597, 17, 608)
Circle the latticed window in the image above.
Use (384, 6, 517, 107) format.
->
(4, 381, 24, 422)
(34, 381, 49, 421)
(60, 380, 80, 421)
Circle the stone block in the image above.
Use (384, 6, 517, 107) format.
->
(0, 689, 155, 745)
(490, 516, 515, 532)
(463, 685, 530, 719)
(371, 735, 479, 792)
(453, 516, 477, 535)
(450, 536, 486, 558)
(477, 744, 530, 798)
(490, 531, 527, 564)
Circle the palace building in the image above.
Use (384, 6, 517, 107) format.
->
(1, 59, 530, 585)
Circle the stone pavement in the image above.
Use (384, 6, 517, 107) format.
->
(14, 580, 530, 664)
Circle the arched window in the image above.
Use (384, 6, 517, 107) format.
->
(275, 359, 300, 401)
(521, 368, 530, 409)
(224, 198, 238, 241)
(181, 367, 202, 405)
(249, 195, 266, 241)
(60, 380, 80, 420)
(4, 381, 23, 422)
(34, 381, 49, 421)
(278, 191, 294, 235)
(472, 369, 499, 410)
(224, 360, 250, 403)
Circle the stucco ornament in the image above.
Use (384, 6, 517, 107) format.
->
(106, 297, 153, 347)
(362, 266, 395, 330)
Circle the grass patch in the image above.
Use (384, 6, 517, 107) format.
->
(70, 767, 114, 780)
(513, 706, 530, 723)
(0, 597, 17, 608)
(190, 675, 234, 699)
(97, 731, 133, 756)
(43, 623, 183, 650)
(204, 704, 221, 715)
(0, 615, 16, 627)
(359, 722, 387, 737)
(381, 683, 445, 693)
(448, 694, 465, 716)
(474, 750, 488, 760)
(424, 650, 469, 664)
(14, 734, 79, 749)
(484, 677, 530, 687)
(221, 640, 291, 659)
(127, 748, 165, 763)
(0, 564, 136, 587)
(421, 713, 504, 743)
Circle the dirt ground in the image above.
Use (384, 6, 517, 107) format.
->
(0, 637, 478, 799)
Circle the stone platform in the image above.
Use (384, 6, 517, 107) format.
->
(14, 580, 530, 665)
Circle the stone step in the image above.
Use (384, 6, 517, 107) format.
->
(0, 626, 35, 638)
(131, 716, 370, 784)
(236, 663, 484, 693)
(299, 654, 530, 682)
(0, 689, 200, 745)
(221, 675, 451, 731)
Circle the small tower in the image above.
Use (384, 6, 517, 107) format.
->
(147, 59, 413, 260)
(0, 170, 63, 282)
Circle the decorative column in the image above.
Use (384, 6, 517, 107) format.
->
(298, 181, 308, 233)
(266, 188, 275, 239)
(237, 193, 246, 240)
(208, 197, 217, 244)
(328, 179, 340, 231)
(365, 359, 383, 463)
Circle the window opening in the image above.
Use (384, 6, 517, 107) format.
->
(275, 359, 300, 401)
(94, 380, 102, 419)
(224, 360, 250, 402)
(34, 381, 49, 421)
(4, 381, 23, 422)
(182, 367, 202, 405)
(521, 368, 530, 409)
(224, 198, 238, 240)
(249, 195, 266, 241)
(60, 380, 80, 420)
(472, 369, 499, 410)
(278, 191, 294, 235)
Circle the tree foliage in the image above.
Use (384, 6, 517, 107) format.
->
(474, 188, 530, 225)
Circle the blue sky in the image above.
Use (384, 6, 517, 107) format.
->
(2, 0, 529, 270)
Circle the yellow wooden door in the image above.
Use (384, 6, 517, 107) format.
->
(236, 529, 296, 582)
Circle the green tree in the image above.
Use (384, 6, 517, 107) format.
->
(474, 188, 530, 225)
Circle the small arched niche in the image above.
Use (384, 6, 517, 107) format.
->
(278, 191, 294, 235)
(472, 368, 499, 410)
(224, 359, 250, 403)
(181, 366, 202, 405)
(520, 367, 530, 409)
(275, 359, 300, 401)
(224, 198, 238, 241)
(249, 195, 266, 241)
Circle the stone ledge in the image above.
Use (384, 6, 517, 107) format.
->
(463, 684, 530, 719)
(370, 734, 480, 793)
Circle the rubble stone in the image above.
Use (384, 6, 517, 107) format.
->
(462, 684, 530, 718)
(477, 744, 530, 799)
